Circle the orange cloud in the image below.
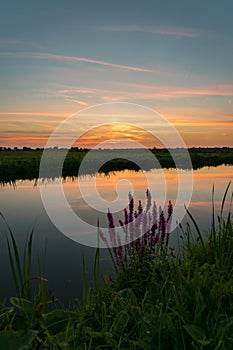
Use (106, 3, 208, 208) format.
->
(115, 82, 233, 99)
(0, 108, 232, 148)
(174, 120, 233, 127)
(0, 111, 68, 117)
(49, 83, 233, 108)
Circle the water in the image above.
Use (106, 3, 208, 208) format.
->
(0, 165, 232, 304)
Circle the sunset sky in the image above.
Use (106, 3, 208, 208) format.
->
(0, 0, 233, 148)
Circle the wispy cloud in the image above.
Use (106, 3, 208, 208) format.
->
(113, 82, 233, 99)
(158, 106, 233, 121)
(50, 82, 233, 106)
(49, 85, 126, 105)
(101, 25, 201, 38)
(0, 111, 68, 117)
(66, 98, 89, 106)
(0, 51, 154, 73)
(174, 120, 233, 126)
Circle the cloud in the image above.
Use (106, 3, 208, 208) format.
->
(49, 82, 233, 107)
(0, 111, 68, 117)
(174, 120, 233, 126)
(0, 52, 154, 73)
(101, 25, 200, 38)
(65, 98, 89, 106)
(112, 82, 233, 99)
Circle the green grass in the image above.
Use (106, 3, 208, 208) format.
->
(0, 147, 233, 184)
(0, 185, 233, 349)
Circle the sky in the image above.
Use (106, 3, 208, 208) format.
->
(0, 0, 233, 148)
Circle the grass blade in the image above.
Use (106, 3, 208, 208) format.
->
(212, 184, 216, 243)
(8, 230, 23, 288)
(6, 237, 20, 295)
(220, 181, 231, 219)
(82, 256, 87, 304)
(185, 205, 206, 252)
(227, 191, 233, 226)
(94, 219, 100, 289)
(23, 229, 34, 298)
(0, 213, 23, 292)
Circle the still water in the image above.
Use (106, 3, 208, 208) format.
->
(0, 165, 232, 304)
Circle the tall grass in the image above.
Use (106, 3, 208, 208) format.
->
(0, 213, 53, 316)
(0, 213, 34, 298)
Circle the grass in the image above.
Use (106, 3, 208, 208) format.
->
(0, 184, 233, 349)
(0, 147, 233, 184)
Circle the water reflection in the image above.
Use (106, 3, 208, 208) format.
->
(0, 165, 232, 303)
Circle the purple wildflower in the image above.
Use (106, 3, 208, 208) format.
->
(107, 209, 115, 229)
(167, 200, 173, 222)
(152, 233, 160, 247)
(146, 189, 152, 212)
(108, 275, 114, 283)
(119, 219, 124, 227)
(116, 234, 124, 265)
(107, 209, 117, 247)
(142, 211, 148, 236)
(138, 200, 143, 215)
(166, 201, 173, 247)
(150, 222, 157, 249)
(152, 201, 157, 224)
(128, 192, 134, 223)
(124, 208, 128, 225)
(166, 231, 170, 248)
(135, 200, 143, 231)
(98, 190, 173, 271)
(159, 210, 166, 245)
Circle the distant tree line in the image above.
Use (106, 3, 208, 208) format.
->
(0, 146, 90, 152)
(0, 146, 232, 152)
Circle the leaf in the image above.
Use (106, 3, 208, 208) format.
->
(0, 330, 37, 350)
(111, 310, 129, 337)
(184, 324, 206, 342)
(10, 297, 34, 315)
(111, 288, 137, 312)
(198, 338, 213, 346)
(200, 263, 210, 271)
(0, 306, 14, 317)
(40, 310, 77, 335)
(118, 288, 138, 304)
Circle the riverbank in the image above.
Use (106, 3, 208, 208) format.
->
(0, 147, 233, 184)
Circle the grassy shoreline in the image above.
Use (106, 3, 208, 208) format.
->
(0, 147, 233, 184)
(0, 187, 233, 349)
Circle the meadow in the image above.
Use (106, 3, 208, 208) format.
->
(0, 147, 233, 184)
(0, 185, 232, 349)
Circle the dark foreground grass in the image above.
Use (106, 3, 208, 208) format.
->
(0, 188, 233, 349)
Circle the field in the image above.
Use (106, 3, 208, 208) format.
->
(0, 147, 233, 184)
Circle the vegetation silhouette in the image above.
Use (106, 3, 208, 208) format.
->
(0, 147, 232, 184)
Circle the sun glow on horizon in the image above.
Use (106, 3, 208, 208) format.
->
(0, 112, 232, 148)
